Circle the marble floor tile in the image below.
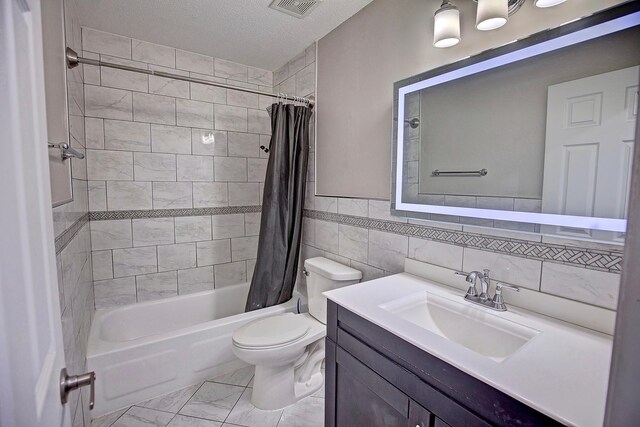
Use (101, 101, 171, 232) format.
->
(167, 415, 222, 427)
(91, 408, 128, 427)
(225, 388, 283, 427)
(179, 382, 244, 422)
(139, 383, 202, 414)
(277, 396, 324, 427)
(209, 366, 254, 387)
(112, 406, 174, 427)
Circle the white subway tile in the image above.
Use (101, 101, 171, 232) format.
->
(215, 105, 247, 132)
(132, 93, 176, 125)
(92, 250, 113, 281)
(106, 181, 152, 210)
(287, 51, 306, 75)
(212, 214, 245, 239)
(214, 157, 247, 182)
(338, 199, 368, 217)
(193, 182, 228, 207)
(247, 66, 273, 86)
(136, 271, 178, 302)
(338, 225, 368, 263)
(178, 266, 214, 294)
(349, 261, 384, 283)
(94, 277, 136, 309)
(175, 216, 212, 243)
(91, 219, 132, 250)
(85, 117, 104, 149)
(214, 262, 246, 287)
(132, 218, 175, 246)
(214, 58, 247, 82)
(315, 220, 338, 253)
(247, 158, 268, 183)
(408, 237, 463, 271)
(176, 99, 214, 129)
(112, 246, 157, 277)
(152, 182, 193, 209)
(541, 263, 619, 309)
(82, 28, 131, 59)
(274, 64, 289, 86)
(197, 240, 231, 266)
(296, 63, 315, 97)
(305, 43, 316, 65)
(190, 78, 226, 104)
(134, 152, 176, 181)
(157, 243, 197, 271)
(247, 109, 270, 134)
(132, 40, 175, 68)
(151, 125, 192, 154)
(244, 213, 261, 237)
(228, 183, 259, 206)
(176, 50, 213, 75)
(88, 181, 107, 211)
(104, 120, 150, 152)
(100, 57, 148, 92)
(149, 75, 190, 99)
(177, 155, 213, 181)
(463, 248, 542, 291)
(85, 85, 132, 120)
(228, 132, 259, 158)
(86, 150, 133, 181)
(368, 230, 408, 273)
(231, 236, 259, 262)
(192, 129, 227, 156)
(227, 89, 258, 109)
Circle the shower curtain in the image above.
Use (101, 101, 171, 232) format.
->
(245, 103, 313, 311)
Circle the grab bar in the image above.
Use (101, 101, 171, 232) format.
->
(432, 168, 487, 177)
(48, 143, 85, 161)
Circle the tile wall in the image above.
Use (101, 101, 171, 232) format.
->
(82, 28, 274, 308)
(51, 0, 94, 425)
(281, 45, 624, 314)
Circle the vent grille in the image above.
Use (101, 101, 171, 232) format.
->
(269, 0, 322, 19)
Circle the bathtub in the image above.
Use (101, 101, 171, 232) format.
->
(87, 283, 299, 416)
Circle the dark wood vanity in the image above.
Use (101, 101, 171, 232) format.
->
(324, 300, 563, 427)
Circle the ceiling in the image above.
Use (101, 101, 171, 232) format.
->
(75, 0, 374, 71)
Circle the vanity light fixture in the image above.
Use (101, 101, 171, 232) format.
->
(534, 0, 567, 7)
(434, 0, 461, 48)
(476, 0, 508, 30)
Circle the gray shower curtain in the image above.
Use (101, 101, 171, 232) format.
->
(245, 103, 312, 311)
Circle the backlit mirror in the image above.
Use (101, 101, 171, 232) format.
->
(393, 5, 640, 244)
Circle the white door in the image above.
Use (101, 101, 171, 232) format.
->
(0, 0, 69, 426)
(541, 66, 639, 241)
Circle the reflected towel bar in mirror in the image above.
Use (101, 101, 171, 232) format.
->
(432, 168, 488, 177)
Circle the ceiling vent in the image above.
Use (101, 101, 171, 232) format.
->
(269, 0, 322, 19)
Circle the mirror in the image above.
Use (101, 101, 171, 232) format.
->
(393, 5, 640, 243)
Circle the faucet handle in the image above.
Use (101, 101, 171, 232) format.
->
(454, 271, 479, 297)
(492, 282, 519, 311)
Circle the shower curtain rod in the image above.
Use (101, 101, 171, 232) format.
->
(65, 48, 315, 107)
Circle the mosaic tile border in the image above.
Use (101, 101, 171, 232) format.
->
(304, 209, 624, 274)
(89, 205, 262, 221)
(55, 213, 89, 255)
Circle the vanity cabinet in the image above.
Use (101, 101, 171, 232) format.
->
(325, 300, 562, 427)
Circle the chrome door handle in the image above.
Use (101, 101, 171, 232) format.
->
(60, 368, 96, 409)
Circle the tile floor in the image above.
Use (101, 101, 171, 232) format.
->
(91, 366, 325, 427)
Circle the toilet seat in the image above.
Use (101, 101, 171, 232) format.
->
(233, 313, 313, 349)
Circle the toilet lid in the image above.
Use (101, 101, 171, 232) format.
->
(233, 313, 311, 348)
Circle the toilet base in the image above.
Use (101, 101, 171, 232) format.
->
(250, 340, 325, 410)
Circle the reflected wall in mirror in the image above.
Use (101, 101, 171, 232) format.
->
(394, 4, 640, 244)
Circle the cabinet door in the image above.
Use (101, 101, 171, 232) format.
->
(409, 400, 433, 427)
(335, 348, 409, 426)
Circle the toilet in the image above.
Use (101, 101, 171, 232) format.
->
(232, 257, 362, 410)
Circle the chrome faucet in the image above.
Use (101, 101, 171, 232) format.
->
(454, 270, 519, 311)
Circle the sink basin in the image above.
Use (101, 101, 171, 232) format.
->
(380, 292, 539, 362)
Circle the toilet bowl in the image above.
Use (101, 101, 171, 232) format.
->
(232, 257, 361, 410)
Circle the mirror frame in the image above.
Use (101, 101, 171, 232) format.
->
(392, 3, 640, 233)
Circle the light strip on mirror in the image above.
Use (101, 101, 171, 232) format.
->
(395, 11, 640, 233)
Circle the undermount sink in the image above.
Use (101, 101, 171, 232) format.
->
(380, 292, 539, 362)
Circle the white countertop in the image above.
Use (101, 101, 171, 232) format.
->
(324, 273, 614, 427)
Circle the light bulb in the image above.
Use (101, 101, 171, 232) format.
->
(434, 1, 461, 48)
(476, 0, 508, 31)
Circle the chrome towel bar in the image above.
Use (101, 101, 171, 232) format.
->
(432, 168, 488, 177)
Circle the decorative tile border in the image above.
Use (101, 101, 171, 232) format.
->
(89, 205, 262, 221)
(304, 209, 624, 274)
(55, 213, 90, 255)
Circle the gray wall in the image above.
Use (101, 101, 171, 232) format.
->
(316, 0, 629, 200)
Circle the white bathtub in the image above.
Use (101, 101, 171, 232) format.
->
(87, 283, 298, 416)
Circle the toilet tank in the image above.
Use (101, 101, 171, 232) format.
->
(303, 257, 362, 324)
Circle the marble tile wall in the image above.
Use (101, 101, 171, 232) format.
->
(51, 1, 94, 425)
(82, 28, 272, 308)
(281, 44, 623, 314)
